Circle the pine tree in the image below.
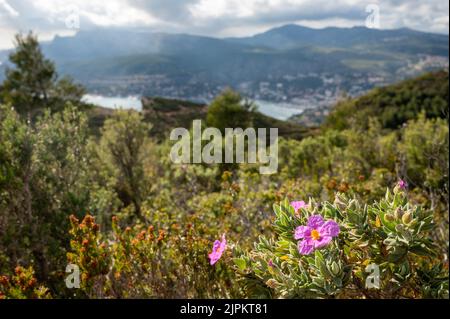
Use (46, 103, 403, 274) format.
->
(0, 32, 86, 118)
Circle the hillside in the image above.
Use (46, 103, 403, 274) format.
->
(228, 25, 449, 54)
(141, 96, 315, 140)
(2, 25, 447, 103)
(86, 96, 315, 140)
(141, 97, 208, 139)
(324, 70, 449, 130)
(87, 70, 448, 139)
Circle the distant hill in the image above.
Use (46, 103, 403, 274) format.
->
(4, 26, 445, 130)
(228, 25, 449, 55)
(1, 25, 448, 103)
(323, 70, 449, 130)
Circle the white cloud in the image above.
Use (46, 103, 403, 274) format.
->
(0, 0, 19, 17)
(0, 0, 448, 49)
(190, 0, 255, 19)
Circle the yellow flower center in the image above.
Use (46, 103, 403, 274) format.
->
(311, 229, 320, 240)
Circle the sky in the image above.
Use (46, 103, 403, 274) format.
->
(0, 0, 448, 49)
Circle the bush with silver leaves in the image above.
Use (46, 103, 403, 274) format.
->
(234, 186, 448, 299)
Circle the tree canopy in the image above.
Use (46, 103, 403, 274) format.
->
(0, 32, 86, 118)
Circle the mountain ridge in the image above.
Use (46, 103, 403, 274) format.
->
(0, 24, 448, 104)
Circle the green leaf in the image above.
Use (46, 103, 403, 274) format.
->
(234, 258, 247, 271)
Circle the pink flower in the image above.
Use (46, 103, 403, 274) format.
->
(294, 215, 340, 255)
(398, 180, 408, 190)
(208, 234, 227, 265)
(291, 201, 307, 213)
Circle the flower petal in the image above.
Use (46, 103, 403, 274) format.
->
(208, 251, 220, 265)
(307, 215, 324, 228)
(294, 225, 311, 240)
(209, 235, 227, 265)
(298, 239, 315, 255)
(211, 240, 221, 252)
(314, 236, 332, 248)
(398, 180, 408, 189)
(291, 201, 307, 212)
(319, 220, 340, 237)
(219, 234, 227, 251)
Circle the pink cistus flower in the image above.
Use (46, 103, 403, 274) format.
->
(208, 234, 227, 265)
(398, 179, 408, 190)
(291, 201, 307, 213)
(294, 215, 340, 255)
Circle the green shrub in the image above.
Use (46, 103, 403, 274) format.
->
(234, 186, 448, 299)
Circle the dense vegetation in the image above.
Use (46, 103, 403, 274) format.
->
(139, 93, 313, 141)
(0, 33, 88, 118)
(325, 70, 449, 130)
(0, 34, 448, 299)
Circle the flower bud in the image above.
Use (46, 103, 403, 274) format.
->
(394, 208, 403, 220)
(402, 212, 413, 224)
(69, 215, 79, 225)
(331, 261, 340, 276)
(384, 214, 395, 222)
(28, 278, 36, 288)
(266, 279, 279, 289)
(14, 266, 23, 275)
(81, 273, 89, 282)
(157, 230, 165, 242)
(334, 196, 346, 210)
(0, 276, 9, 286)
(375, 216, 381, 228)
